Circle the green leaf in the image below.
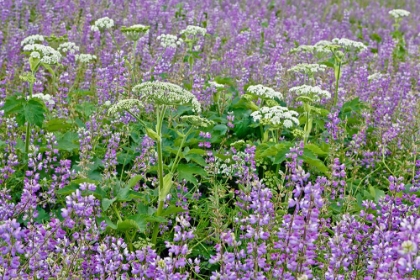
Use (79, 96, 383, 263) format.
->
(213, 124, 228, 135)
(56, 131, 79, 152)
(127, 175, 143, 188)
(302, 152, 329, 177)
(101, 197, 117, 211)
(3, 96, 24, 115)
(102, 216, 117, 229)
(256, 142, 293, 164)
(44, 118, 73, 132)
(185, 153, 207, 166)
(177, 164, 207, 185)
(116, 219, 140, 232)
(159, 173, 173, 201)
(56, 185, 79, 196)
(145, 127, 161, 142)
(161, 206, 186, 217)
(305, 144, 328, 157)
(24, 99, 46, 128)
(75, 102, 96, 118)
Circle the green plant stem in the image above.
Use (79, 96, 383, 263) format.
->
(131, 40, 139, 83)
(152, 105, 167, 244)
(333, 62, 341, 107)
(170, 127, 193, 174)
(25, 81, 34, 154)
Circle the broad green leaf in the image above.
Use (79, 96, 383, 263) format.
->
(305, 144, 328, 157)
(161, 206, 186, 217)
(116, 219, 140, 232)
(127, 175, 143, 188)
(145, 127, 161, 141)
(44, 118, 73, 132)
(102, 216, 117, 229)
(185, 153, 207, 166)
(56, 131, 79, 152)
(159, 173, 173, 201)
(56, 185, 79, 196)
(213, 124, 228, 135)
(3, 96, 24, 115)
(24, 99, 46, 127)
(302, 154, 329, 176)
(101, 197, 117, 211)
(177, 164, 207, 185)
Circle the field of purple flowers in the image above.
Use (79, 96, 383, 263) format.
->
(1, 0, 420, 279)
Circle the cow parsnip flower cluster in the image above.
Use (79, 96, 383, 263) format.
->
(208, 81, 225, 89)
(57, 42, 79, 54)
(23, 44, 62, 64)
(75, 54, 97, 63)
(389, 9, 410, 18)
(247, 84, 283, 100)
(132, 81, 201, 113)
(368, 72, 387, 81)
(108, 99, 143, 116)
(91, 17, 114, 32)
(288, 63, 327, 74)
(180, 25, 207, 37)
(121, 24, 150, 41)
(251, 106, 299, 128)
(21, 35, 44, 47)
(289, 85, 331, 101)
(30, 93, 55, 105)
(332, 38, 367, 52)
(180, 116, 214, 128)
(157, 34, 183, 48)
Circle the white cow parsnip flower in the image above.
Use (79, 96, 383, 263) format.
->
(75, 54, 97, 63)
(157, 34, 183, 48)
(121, 24, 150, 41)
(108, 99, 143, 116)
(91, 17, 114, 32)
(389, 9, 410, 19)
(132, 81, 201, 113)
(247, 84, 283, 100)
(289, 85, 331, 102)
(21, 34, 44, 47)
(251, 106, 299, 127)
(23, 44, 62, 64)
(180, 25, 207, 37)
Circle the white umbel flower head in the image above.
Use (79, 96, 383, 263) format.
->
(91, 17, 114, 32)
(121, 24, 150, 41)
(57, 42, 80, 54)
(208, 81, 225, 89)
(332, 38, 367, 52)
(108, 99, 143, 116)
(247, 84, 283, 100)
(251, 106, 299, 127)
(21, 35, 44, 47)
(291, 41, 335, 55)
(288, 63, 327, 74)
(389, 9, 410, 19)
(29, 93, 55, 105)
(157, 34, 183, 48)
(289, 85, 331, 102)
(367, 72, 386, 81)
(132, 81, 201, 113)
(75, 54, 97, 63)
(23, 44, 62, 64)
(180, 25, 207, 37)
(180, 115, 214, 127)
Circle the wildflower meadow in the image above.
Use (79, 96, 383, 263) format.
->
(1, 0, 420, 279)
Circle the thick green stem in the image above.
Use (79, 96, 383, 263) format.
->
(333, 63, 341, 107)
(151, 106, 166, 244)
(25, 82, 34, 154)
